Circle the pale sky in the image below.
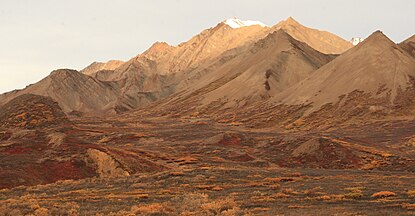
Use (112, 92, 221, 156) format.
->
(1, 0, 414, 93)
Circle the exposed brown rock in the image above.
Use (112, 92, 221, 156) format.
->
(86, 148, 130, 178)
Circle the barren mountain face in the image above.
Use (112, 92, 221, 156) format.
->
(272, 17, 353, 54)
(150, 30, 335, 115)
(137, 20, 270, 75)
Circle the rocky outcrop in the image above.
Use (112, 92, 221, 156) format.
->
(86, 149, 130, 178)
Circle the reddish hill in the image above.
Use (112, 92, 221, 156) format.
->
(0, 94, 70, 129)
(0, 94, 167, 189)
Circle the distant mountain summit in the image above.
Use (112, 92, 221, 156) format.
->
(273, 17, 352, 54)
(223, 18, 267, 28)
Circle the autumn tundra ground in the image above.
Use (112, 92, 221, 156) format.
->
(1, 112, 415, 215)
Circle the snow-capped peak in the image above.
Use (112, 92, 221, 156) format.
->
(350, 37, 364, 46)
(223, 18, 267, 29)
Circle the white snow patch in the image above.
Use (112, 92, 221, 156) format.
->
(224, 18, 267, 29)
(350, 37, 364, 46)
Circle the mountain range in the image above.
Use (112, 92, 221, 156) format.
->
(1, 18, 414, 129)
